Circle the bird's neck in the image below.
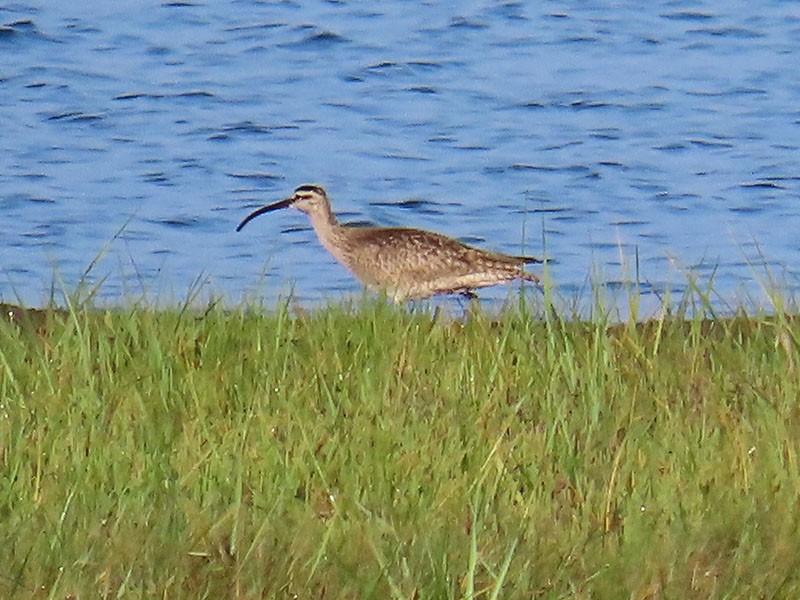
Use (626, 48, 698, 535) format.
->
(306, 206, 349, 265)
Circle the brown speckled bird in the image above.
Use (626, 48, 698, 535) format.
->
(236, 184, 543, 301)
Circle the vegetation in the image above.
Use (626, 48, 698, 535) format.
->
(1, 287, 799, 598)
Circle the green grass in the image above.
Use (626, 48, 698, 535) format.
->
(1, 291, 800, 599)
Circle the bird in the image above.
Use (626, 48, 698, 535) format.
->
(236, 184, 543, 302)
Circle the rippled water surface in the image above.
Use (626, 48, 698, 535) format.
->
(2, 1, 799, 312)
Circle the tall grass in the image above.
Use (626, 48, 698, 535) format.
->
(1, 283, 800, 598)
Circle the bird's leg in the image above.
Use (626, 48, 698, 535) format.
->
(452, 289, 480, 321)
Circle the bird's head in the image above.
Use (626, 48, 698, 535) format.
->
(236, 184, 330, 231)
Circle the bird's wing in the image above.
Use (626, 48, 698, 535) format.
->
(347, 227, 522, 280)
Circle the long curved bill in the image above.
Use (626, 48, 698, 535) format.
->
(235, 197, 294, 232)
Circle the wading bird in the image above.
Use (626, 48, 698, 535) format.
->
(236, 184, 543, 302)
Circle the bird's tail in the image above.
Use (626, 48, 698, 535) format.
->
(521, 272, 541, 284)
(515, 255, 546, 264)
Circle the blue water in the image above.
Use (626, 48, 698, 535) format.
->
(2, 1, 799, 313)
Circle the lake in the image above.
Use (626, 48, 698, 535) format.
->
(1, 1, 798, 315)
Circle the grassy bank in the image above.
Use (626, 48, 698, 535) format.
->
(1, 295, 800, 598)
